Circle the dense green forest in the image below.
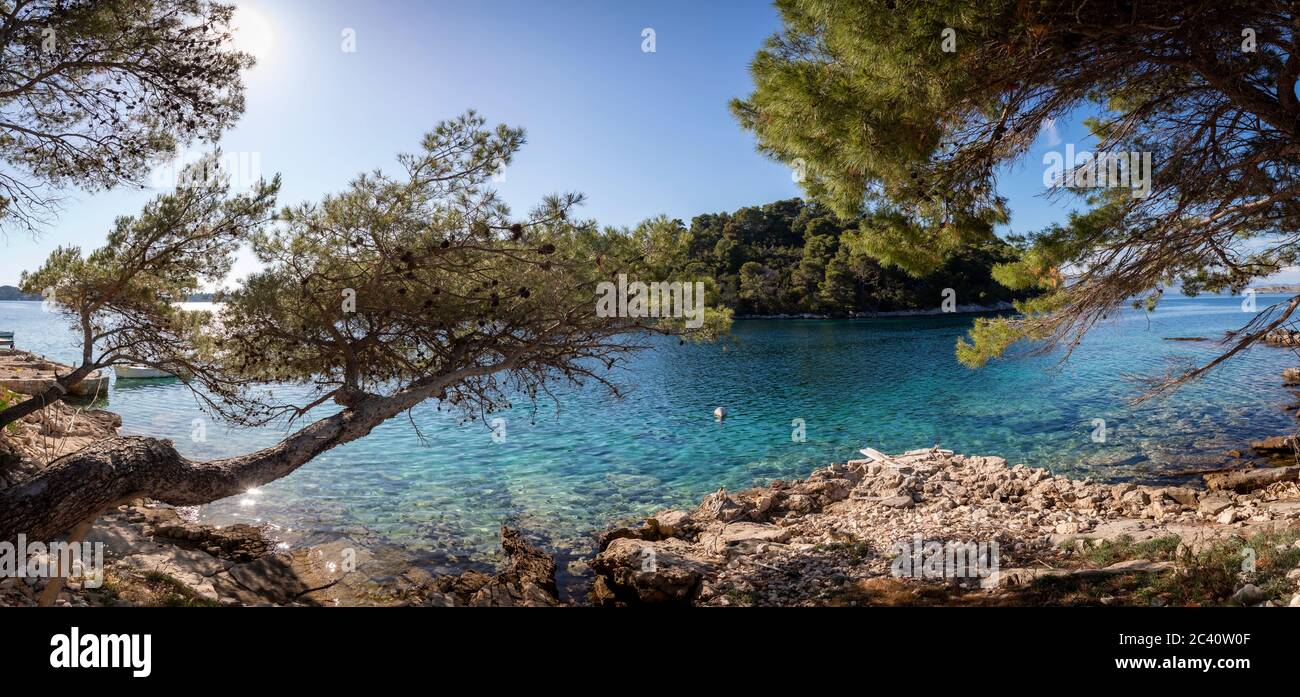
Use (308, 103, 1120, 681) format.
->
(616, 199, 1026, 317)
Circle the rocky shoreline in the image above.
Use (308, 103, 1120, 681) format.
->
(3, 347, 1300, 607)
(5, 441, 1300, 608)
(1, 498, 565, 607)
(580, 346, 1300, 607)
(586, 448, 1300, 606)
(0, 348, 109, 397)
(7, 440, 1297, 608)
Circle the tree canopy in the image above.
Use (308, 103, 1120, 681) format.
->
(0, 0, 252, 233)
(3, 154, 279, 429)
(734, 0, 1300, 389)
(0, 113, 723, 544)
(612, 200, 1025, 317)
(209, 112, 728, 426)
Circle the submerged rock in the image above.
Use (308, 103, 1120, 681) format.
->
(1205, 464, 1300, 492)
(49, 502, 565, 608)
(1284, 367, 1300, 386)
(1250, 435, 1297, 454)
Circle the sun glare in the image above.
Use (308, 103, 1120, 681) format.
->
(231, 7, 274, 63)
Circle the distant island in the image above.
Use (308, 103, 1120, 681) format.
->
(630, 198, 1029, 316)
(0, 285, 38, 301)
(1252, 285, 1300, 294)
(0, 285, 216, 302)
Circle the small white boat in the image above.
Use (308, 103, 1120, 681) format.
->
(859, 447, 891, 462)
(113, 365, 177, 379)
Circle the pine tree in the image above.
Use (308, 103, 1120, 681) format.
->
(0, 0, 253, 234)
(734, 0, 1300, 390)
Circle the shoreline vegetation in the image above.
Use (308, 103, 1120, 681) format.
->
(3, 338, 1299, 607)
(607, 200, 1030, 318)
(0, 286, 215, 303)
(3, 197, 1024, 314)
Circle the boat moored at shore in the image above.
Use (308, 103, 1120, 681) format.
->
(112, 365, 183, 380)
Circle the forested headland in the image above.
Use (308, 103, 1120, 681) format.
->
(616, 198, 1027, 317)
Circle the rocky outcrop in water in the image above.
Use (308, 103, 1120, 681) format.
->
(433, 527, 560, 607)
(1205, 462, 1300, 493)
(1249, 435, 1299, 461)
(1265, 329, 1300, 347)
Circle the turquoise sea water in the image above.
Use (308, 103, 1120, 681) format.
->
(3, 295, 1297, 578)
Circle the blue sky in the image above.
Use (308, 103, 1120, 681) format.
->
(4, 0, 1254, 286)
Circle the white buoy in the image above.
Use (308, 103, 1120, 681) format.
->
(713, 406, 726, 420)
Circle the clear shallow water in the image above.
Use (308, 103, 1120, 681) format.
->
(3, 295, 1297, 573)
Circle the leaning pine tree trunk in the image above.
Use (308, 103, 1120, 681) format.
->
(0, 371, 465, 541)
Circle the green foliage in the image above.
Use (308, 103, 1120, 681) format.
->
(0, 0, 253, 233)
(735, 1, 1300, 375)
(206, 112, 727, 424)
(23, 158, 277, 304)
(119, 569, 218, 607)
(1137, 530, 1300, 607)
(954, 290, 1067, 367)
(17, 155, 279, 375)
(955, 316, 1022, 368)
(1033, 530, 1300, 606)
(1075, 535, 1182, 568)
(818, 245, 858, 311)
(732, 0, 1011, 267)
(610, 199, 1026, 317)
(8, 111, 732, 433)
(0, 387, 20, 434)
